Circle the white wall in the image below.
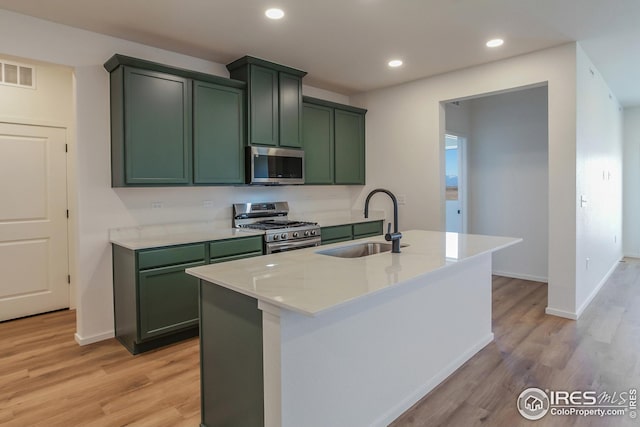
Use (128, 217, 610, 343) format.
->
(0, 54, 73, 126)
(623, 107, 640, 257)
(0, 9, 355, 343)
(352, 43, 578, 317)
(466, 86, 549, 282)
(574, 45, 623, 316)
(445, 101, 470, 136)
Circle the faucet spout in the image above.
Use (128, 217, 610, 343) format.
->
(364, 188, 402, 253)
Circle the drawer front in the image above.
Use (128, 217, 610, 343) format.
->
(353, 221, 383, 238)
(210, 251, 263, 264)
(138, 244, 205, 270)
(320, 225, 352, 242)
(209, 236, 263, 259)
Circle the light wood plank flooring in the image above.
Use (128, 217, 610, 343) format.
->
(1, 259, 639, 426)
(0, 311, 200, 426)
(392, 259, 640, 427)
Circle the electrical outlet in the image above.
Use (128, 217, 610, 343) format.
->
(614, 235, 617, 244)
(586, 257, 590, 270)
(151, 201, 164, 210)
(203, 200, 214, 208)
(397, 194, 406, 205)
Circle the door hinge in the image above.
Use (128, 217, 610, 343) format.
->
(65, 144, 68, 153)
(67, 275, 71, 284)
(457, 209, 461, 214)
(66, 209, 69, 218)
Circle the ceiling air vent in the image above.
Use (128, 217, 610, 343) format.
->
(0, 60, 36, 89)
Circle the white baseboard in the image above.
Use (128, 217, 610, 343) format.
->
(575, 258, 621, 319)
(623, 253, 640, 259)
(373, 333, 495, 427)
(546, 257, 622, 321)
(492, 270, 548, 283)
(74, 330, 114, 346)
(545, 307, 577, 320)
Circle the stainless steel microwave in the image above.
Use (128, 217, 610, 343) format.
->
(246, 146, 305, 185)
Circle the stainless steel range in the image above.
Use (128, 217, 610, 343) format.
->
(233, 202, 321, 254)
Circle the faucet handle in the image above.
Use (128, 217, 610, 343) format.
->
(387, 222, 392, 235)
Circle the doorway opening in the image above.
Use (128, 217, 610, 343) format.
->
(445, 133, 466, 233)
(0, 54, 74, 321)
(443, 85, 549, 282)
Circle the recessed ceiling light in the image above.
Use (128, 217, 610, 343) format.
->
(486, 38, 504, 48)
(265, 8, 285, 20)
(388, 59, 403, 68)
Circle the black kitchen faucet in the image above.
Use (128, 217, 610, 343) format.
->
(364, 188, 402, 253)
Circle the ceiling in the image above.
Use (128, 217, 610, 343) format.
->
(1, 0, 639, 105)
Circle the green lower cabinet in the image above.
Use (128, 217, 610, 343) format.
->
(353, 221, 384, 239)
(320, 221, 383, 245)
(320, 224, 352, 244)
(112, 236, 264, 355)
(200, 283, 264, 427)
(138, 261, 203, 340)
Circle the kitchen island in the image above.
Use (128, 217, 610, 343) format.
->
(186, 230, 521, 427)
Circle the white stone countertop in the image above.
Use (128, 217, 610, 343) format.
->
(186, 230, 522, 317)
(109, 211, 386, 251)
(109, 222, 264, 250)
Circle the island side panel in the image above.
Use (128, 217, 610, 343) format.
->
(277, 253, 493, 427)
(199, 280, 264, 427)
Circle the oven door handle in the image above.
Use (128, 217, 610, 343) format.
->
(266, 236, 322, 253)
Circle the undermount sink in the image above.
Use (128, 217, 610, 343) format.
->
(317, 242, 407, 258)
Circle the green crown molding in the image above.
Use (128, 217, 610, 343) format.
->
(104, 54, 246, 89)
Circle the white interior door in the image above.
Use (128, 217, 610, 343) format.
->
(0, 123, 69, 321)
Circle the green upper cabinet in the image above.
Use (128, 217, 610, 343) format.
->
(121, 67, 191, 185)
(248, 65, 279, 146)
(193, 81, 245, 184)
(302, 103, 334, 184)
(105, 54, 246, 187)
(302, 97, 367, 185)
(279, 73, 303, 148)
(335, 109, 365, 184)
(227, 56, 306, 148)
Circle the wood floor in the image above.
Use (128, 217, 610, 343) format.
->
(1, 259, 639, 426)
(0, 311, 200, 426)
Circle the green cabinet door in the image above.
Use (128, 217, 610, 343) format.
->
(279, 72, 303, 148)
(227, 57, 306, 148)
(302, 103, 334, 184)
(193, 81, 245, 184)
(249, 65, 279, 146)
(334, 109, 365, 184)
(138, 260, 204, 340)
(123, 67, 191, 185)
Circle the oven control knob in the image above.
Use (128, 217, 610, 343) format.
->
(273, 234, 279, 240)
(310, 230, 317, 236)
(281, 233, 287, 239)
(304, 231, 309, 237)
(293, 232, 299, 238)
